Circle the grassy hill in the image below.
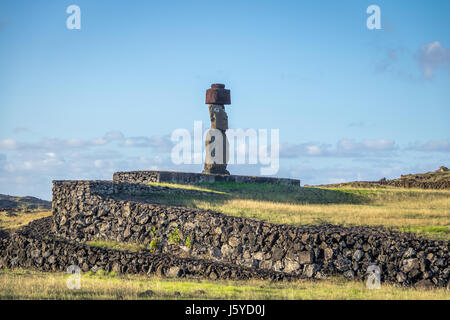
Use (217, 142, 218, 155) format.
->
(0, 194, 51, 211)
(0, 194, 51, 236)
(314, 166, 450, 189)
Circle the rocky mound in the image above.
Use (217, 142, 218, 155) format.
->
(0, 194, 51, 212)
(317, 166, 450, 189)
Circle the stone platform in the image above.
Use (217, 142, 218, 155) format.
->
(113, 170, 300, 186)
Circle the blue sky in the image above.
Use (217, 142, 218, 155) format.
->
(1, 0, 449, 199)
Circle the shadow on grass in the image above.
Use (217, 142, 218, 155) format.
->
(110, 181, 368, 207)
(0, 227, 10, 239)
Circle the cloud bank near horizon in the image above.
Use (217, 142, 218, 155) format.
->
(0, 131, 448, 200)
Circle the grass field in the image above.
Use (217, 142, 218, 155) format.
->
(142, 182, 450, 240)
(1, 268, 448, 300)
(1, 183, 449, 300)
(0, 210, 51, 233)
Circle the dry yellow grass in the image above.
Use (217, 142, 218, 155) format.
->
(196, 195, 449, 232)
(147, 183, 450, 239)
(0, 210, 52, 232)
(0, 269, 448, 300)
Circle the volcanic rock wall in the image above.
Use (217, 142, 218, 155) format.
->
(113, 170, 300, 186)
(378, 179, 450, 189)
(52, 180, 449, 287)
(0, 218, 291, 281)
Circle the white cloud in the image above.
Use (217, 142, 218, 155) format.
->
(280, 142, 331, 158)
(93, 159, 105, 168)
(0, 131, 173, 153)
(408, 140, 450, 152)
(90, 138, 108, 146)
(279, 162, 441, 187)
(0, 138, 19, 150)
(280, 139, 397, 158)
(417, 41, 450, 79)
(104, 131, 125, 141)
(0, 131, 445, 200)
(305, 145, 322, 156)
(118, 135, 173, 152)
(337, 139, 396, 154)
(0, 149, 173, 199)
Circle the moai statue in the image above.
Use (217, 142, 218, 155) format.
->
(203, 84, 231, 175)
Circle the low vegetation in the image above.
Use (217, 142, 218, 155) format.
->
(0, 268, 448, 300)
(0, 210, 52, 234)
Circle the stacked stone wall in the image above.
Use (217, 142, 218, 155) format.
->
(113, 171, 300, 186)
(0, 218, 291, 281)
(51, 180, 449, 287)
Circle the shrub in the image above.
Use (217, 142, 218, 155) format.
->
(185, 236, 192, 248)
(169, 227, 180, 244)
(148, 239, 158, 252)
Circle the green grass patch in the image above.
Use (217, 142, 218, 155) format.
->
(398, 225, 450, 239)
(147, 182, 227, 195)
(144, 181, 366, 206)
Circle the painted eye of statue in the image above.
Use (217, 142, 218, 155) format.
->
(214, 107, 220, 112)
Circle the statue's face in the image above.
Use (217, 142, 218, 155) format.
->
(209, 105, 228, 130)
